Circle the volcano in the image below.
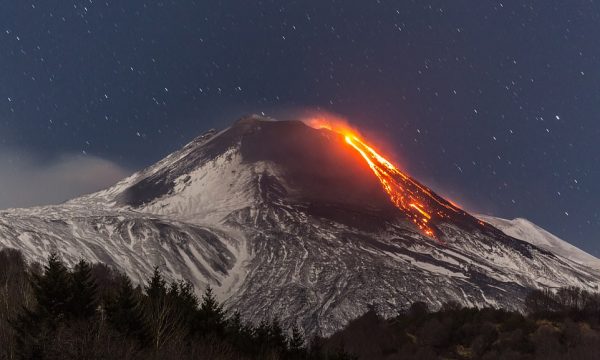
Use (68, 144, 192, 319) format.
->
(0, 115, 598, 336)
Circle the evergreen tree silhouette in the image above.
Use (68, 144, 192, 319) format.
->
(168, 280, 198, 338)
(169, 280, 198, 313)
(225, 311, 256, 353)
(145, 266, 167, 300)
(14, 253, 71, 358)
(196, 285, 226, 337)
(32, 252, 71, 324)
(106, 274, 147, 343)
(69, 259, 98, 319)
(143, 266, 185, 352)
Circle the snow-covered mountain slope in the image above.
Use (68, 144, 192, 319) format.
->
(0, 206, 246, 296)
(0, 116, 598, 336)
(478, 215, 600, 271)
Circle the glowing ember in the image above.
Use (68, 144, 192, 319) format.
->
(308, 117, 462, 239)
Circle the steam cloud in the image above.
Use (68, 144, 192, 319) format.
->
(0, 149, 131, 209)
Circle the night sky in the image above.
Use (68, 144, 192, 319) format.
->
(1, 1, 598, 255)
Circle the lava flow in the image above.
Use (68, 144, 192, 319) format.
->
(308, 117, 462, 239)
(344, 135, 436, 237)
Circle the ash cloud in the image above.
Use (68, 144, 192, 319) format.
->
(0, 149, 131, 209)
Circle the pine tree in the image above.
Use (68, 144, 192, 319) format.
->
(196, 285, 226, 337)
(32, 252, 71, 323)
(106, 275, 146, 342)
(69, 259, 98, 319)
(168, 280, 198, 337)
(224, 311, 258, 354)
(14, 253, 70, 358)
(145, 266, 167, 300)
(143, 267, 184, 351)
(199, 286, 224, 317)
(169, 280, 198, 314)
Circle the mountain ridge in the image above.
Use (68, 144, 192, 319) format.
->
(477, 214, 600, 270)
(0, 116, 598, 336)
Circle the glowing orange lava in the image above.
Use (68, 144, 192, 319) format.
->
(344, 135, 436, 237)
(308, 116, 462, 239)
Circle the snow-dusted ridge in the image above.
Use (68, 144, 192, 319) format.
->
(477, 215, 600, 271)
(0, 116, 598, 336)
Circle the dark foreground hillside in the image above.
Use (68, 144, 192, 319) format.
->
(1, 248, 600, 360)
(325, 289, 600, 359)
(0, 248, 354, 360)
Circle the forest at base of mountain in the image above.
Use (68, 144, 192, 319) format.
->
(1, 248, 600, 360)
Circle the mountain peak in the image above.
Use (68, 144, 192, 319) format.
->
(107, 118, 399, 227)
(233, 114, 277, 125)
(2, 117, 599, 336)
(84, 118, 538, 241)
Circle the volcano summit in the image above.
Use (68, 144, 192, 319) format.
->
(0, 116, 598, 335)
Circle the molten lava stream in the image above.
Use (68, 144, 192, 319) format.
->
(344, 135, 437, 239)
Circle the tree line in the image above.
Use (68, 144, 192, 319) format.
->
(325, 288, 600, 359)
(0, 248, 353, 360)
(2, 247, 600, 360)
